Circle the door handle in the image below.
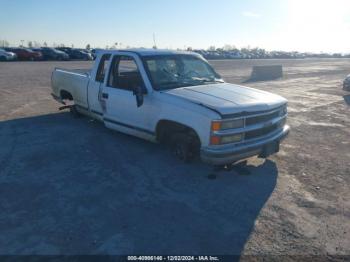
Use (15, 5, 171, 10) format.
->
(102, 93, 109, 99)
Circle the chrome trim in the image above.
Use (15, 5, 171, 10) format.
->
(237, 124, 283, 145)
(213, 114, 287, 136)
(209, 105, 287, 146)
(55, 68, 89, 77)
(220, 105, 285, 121)
(210, 123, 287, 150)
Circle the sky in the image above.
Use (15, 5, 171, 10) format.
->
(1, 0, 349, 53)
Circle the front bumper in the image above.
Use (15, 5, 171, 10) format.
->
(201, 125, 290, 165)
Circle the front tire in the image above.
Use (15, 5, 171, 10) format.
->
(171, 133, 198, 163)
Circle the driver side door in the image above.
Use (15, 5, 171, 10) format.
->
(101, 54, 155, 140)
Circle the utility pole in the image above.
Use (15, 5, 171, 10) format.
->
(153, 33, 157, 49)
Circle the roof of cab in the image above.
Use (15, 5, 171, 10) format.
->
(96, 48, 200, 57)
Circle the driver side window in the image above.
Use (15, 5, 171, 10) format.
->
(108, 55, 145, 91)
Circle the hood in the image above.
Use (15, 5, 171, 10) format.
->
(163, 83, 287, 116)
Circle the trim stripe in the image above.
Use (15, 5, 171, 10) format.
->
(75, 104, 154, 136)
(91, 110, 103, 116)
(76, 106, 103, 116)
(103, 117, 155, 135)
(75, 104, 89, 111)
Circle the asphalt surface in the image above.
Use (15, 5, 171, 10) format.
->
(0, 59, 349, 258)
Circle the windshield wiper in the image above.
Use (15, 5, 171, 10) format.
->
(191, 77, 224, 84)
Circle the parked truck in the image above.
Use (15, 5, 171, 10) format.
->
(51, 49, 290, 165)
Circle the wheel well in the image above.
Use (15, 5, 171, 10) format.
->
(60, 90, 73, 101)
(156, 120, 201, 147)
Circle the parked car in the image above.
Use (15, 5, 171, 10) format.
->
(0, 48, 17, 61)
(33, 47, 69, 61)
(57, 47, 93, 60)
(5, 47, 42, 61)
(343, 74, 350, 91)
(51, 49, 289, 165)
(90, 49, 100, 60)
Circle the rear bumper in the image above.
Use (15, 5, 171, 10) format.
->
(51, 93, 64, 104)
(201, 125, 290, 165)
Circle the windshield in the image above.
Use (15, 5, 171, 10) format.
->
(142, 54, 223, 90)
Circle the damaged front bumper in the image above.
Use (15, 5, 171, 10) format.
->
(201, 125, 290, 165)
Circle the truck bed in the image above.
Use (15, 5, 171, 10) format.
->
(51, 68, 91, 109)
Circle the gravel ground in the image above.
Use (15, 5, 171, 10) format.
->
(0, 59, 349, 260)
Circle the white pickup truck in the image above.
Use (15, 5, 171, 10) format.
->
(51, 49, 289, 165)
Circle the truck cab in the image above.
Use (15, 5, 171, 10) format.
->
(51, 49, 290, 165)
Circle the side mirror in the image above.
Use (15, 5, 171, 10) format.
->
(133, 85, 145, 107)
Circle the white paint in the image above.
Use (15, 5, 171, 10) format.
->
(51, 49, 289, 162)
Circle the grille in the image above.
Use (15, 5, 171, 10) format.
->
(245, 109, 280, 126)
(245, 123, 279, 140)
(215, 106, 287, 146)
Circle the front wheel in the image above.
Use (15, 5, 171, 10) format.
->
(171, 133, 198, 163)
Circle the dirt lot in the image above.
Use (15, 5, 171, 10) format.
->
(0, 59, 349, 259)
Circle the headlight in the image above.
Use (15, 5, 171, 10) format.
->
(210, 119, 245, 145)
(210, 133, 243, 145)
(211, 119, 244, 131)
(221, 133, 244, 144)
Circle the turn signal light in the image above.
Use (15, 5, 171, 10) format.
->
(211, 121, 221, 131)
(210, 136, 221, 145)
